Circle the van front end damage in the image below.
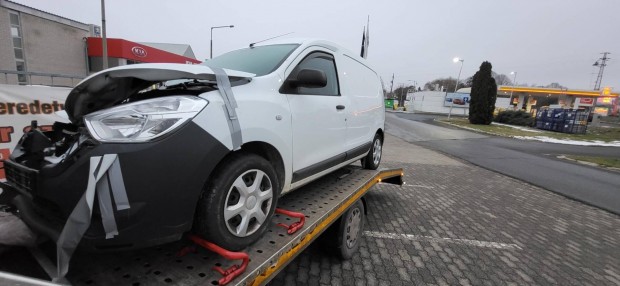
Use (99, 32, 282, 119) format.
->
(1, 64, 254, 253)
(1, 119, 229, 251)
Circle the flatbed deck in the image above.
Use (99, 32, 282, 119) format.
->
(1, 166, 403, 286)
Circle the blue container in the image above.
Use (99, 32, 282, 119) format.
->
(535, 108, 588, 134)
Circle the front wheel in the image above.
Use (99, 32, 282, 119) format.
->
(193, 153, 279, 251)
(361, 133, 382, 170)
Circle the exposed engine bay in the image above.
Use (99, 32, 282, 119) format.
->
(11, 79, 217, 171)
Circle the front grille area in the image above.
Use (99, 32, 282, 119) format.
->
(4, 160, 39, 194)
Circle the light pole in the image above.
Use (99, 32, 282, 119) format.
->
(453, 57, 464, 92)
(508, 71, 518, 110)
(210, 25, 234, 59)
(101, 0, 108, 69)
(448, 57, 464, 120)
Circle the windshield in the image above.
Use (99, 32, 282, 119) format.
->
(202, 44, 299, 76)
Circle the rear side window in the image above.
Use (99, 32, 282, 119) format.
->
(203, 44, 299, 76)
(286, 52, 340, 96)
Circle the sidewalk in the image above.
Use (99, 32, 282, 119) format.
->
(273, 133, 620, 285)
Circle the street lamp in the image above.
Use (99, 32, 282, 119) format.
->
(210, 25, 234, 59)
(452, 57, 464, 92)
(448, 57, 464, 120)
(508, 71, 518, 110)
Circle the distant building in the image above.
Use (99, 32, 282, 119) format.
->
(0, 0, 97, 86)
(139, 42, 196, 59)
(407, 86, 619, 116)
(86, 38, 200, 73)
(0, 0, 199, 87)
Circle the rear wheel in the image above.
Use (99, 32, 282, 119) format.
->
(361, 133, 382, 170)
(193, 153, 279, 251)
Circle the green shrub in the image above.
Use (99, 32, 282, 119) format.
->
(494, 110, 534, 127)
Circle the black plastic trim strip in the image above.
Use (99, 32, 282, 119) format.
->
(291, 142, 372, 183)
(292, 153, 346, 183)
(345, 142, 371, 161)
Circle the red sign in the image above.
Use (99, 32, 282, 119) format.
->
(578, 98, 594, 106)
(87, 37, 201, 64)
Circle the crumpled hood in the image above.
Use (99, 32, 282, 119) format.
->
(65, 63, 255, 124)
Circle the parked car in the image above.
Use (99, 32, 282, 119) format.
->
(2, 39, 385, 251)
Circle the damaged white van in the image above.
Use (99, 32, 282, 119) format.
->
(1, 39, 385, 251)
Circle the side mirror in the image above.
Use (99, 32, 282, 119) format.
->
(289, 69, 327, 88)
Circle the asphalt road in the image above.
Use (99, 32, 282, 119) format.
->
(394, 113, 620, 158)
(386, 112, 620, 215)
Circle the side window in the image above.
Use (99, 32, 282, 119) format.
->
(285, 52, 340, 96)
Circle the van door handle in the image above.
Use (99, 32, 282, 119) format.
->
(336, 105, 345, 110)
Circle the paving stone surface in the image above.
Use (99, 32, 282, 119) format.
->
(271, 134, 620, 286)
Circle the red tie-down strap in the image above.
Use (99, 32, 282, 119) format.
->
(176, 235, 250, 286)
(275, 208, 306, 235)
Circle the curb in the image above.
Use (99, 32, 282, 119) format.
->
(434, 119, 620, 147)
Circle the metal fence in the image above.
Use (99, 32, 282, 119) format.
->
(0, 70, 85, 87)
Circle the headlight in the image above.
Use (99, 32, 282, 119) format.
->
(84, 96, 207, 142)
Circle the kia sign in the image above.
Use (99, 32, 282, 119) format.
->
(131, 46, 147, 58)
(87, 38, 202, 64)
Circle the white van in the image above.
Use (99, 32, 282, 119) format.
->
(2, 39, 385, 251)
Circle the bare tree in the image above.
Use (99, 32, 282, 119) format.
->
(423, 77, 464, 91)
(491, 72, 513, 86)
(545, 82, 566, 89)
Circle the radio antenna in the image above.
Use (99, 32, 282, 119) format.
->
(249, 32, 294, 48)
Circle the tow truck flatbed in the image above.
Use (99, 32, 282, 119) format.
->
(1, 166, 403, 286)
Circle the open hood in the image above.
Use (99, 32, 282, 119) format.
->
(65, 63, 255, 124)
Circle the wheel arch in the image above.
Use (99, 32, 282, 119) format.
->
(376, 128, 384, 141)
(191, 141, 285, 226)
(239, 141, 286, 193)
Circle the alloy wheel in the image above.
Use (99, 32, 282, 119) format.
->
(372, 138, 382, 166)
(224, 169, 273, 237)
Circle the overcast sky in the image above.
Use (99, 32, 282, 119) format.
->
(12, 0, 620, 91)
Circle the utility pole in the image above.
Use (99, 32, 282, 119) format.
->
(400, 83, 405, 110)
(101, 0, 108, 69)
(389, 73, 394, 98)
(593, 52, 610, 90)
(448, 58, 464, 121)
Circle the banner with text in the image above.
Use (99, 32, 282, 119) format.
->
(0, 84, 71, 179)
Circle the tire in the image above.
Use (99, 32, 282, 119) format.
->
(336, 200, 365, 260)
(361, 133, 382, 170)
(193, 152, 280, 251)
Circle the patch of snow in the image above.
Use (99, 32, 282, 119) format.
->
(492, 122, 543, 133)
(513, 136, 620, 147)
